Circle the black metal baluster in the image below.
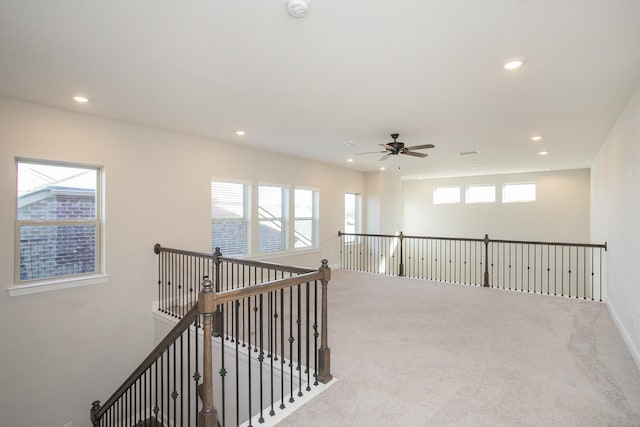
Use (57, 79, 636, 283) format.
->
(590, 248, 595, 301)
(235, 300, 240, 426)
(247, 292, 253, 427)
(280, 288, 286, 410)
(583, 247, 587, 300)
(221, 307, 227, 427)
(568, 247, 572, 298)
(305, 281, 311, 392)
(269, 289, 275, 417)
(259, 293, 265, 424)
(313, 280, 319, 386)
(194, 315, 200, 427)
(297, 283, 303, 398)
(289, 285, 295, 403)
(599, 248, 603, 302)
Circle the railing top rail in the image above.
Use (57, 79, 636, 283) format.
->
(154, 243, 318, 274)
(154, 243, 212, 259)
(338, 231, 484, 243)
(488, 238, 607, 250)
(95, 304, 200, 420)
(338, 232, 607, 250)
(215, 270, 324, 305)
(338, 231, 401, 239)
(218, 255, 316, 274)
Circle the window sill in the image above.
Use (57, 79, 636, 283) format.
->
(7, 274, 110, 297)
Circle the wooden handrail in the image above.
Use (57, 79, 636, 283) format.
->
(218, 256, 316, 275)
(154, 243, 317, 274)
(338, 231, 607, 249)
(214, 270, 324, 305)
(93, 304, 200, 421)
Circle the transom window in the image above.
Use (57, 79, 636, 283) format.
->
(16, 159, 101, 283)
(503, 183, 536, 203)
(466, 185, 496, 203)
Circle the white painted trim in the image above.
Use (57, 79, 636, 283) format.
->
(239, 377, 337, 427)
(7, 274, 109, 296)
(607, 302, 640, 370)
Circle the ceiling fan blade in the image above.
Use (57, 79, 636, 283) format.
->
(405, 144, 435, 150)
(353, 150, 388, 155)
(403, 151, 428, 158)
(380, 154, 392, 161)
(380, 143, 396, 150)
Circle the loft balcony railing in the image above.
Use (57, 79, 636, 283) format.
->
(91, 244, 332, 427)
(338, 231, 607, 302)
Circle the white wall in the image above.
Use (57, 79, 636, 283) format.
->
(591, 83, 640, 368)
(402, 169, 591, 243)
(365, 171, 402, 235)
(0, 97, 364, 427)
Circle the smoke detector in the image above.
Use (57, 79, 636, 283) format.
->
(287, 0, 309, 18)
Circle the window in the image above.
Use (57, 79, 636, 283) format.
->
(344, 193, 361, 243)
(294, 188, 319, 249)
(211, 180, 250, 255)
(433, 186, 461, 204)
(258, 185, 288, 253)
(466, 185, 496, 203)
(16, 159, 101, 283)
(503, 183, 536, 203)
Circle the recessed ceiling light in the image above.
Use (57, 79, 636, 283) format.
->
(235, 130, 245, 136)
(531, 135, 542, 141)
(503, 59, 524, 70)
(538, 151, 548, 156)
(380, 166, 386, 171)
(347, 158, 353, 163)
(73, 96, 89, 103)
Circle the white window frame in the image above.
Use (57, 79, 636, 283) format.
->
(11, 158, 107, 296)
(211, 179, 251, 256)
(502, 182, 536, 203)
(433, 186, 461, 205)
(344, 193, 361, 244)
(465, 184, 496, 204)
(257, 184, 289, 254)
(293, 188, 319, 250)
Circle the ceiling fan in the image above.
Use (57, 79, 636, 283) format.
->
(355, 133, 435, 161)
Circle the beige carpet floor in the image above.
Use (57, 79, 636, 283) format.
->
(277, 269, 640, 427)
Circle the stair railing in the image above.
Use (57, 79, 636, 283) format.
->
(91, 245, 333, 427)
(339, 231, 607, 301)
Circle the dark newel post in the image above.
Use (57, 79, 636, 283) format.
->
(212, 247, 223, 337)
(90, 400, 100, 426)
(483, 234, 490, 287)
(198, 278, 218, 427)
(398, 232, 405, 277)
(317, 259, 333, 384)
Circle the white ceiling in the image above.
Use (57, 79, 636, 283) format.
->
(1, 0, 640, 179)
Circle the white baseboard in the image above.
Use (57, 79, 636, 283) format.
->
(606, 302, 640, 371)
